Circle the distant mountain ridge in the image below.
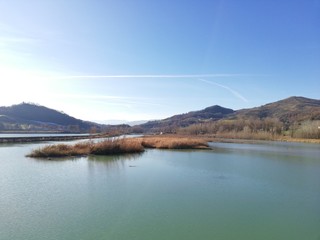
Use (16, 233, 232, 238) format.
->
(97, 119, 149, 126)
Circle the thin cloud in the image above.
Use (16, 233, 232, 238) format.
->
(52, 93, 129, 100)
(55, 73, 246, 79)
(198, 78, 248, 103)
(50, 93, 165, 107)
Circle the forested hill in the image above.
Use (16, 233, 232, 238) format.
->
(137, 96, 320, 137)
(139, 105, 234, 133)
(234, 96, 320, 125)
(0, 103, 100, 132)
(172, 96, 320, 139)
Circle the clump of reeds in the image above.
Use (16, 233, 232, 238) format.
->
(140, 136, 209, 149)
(27, 142, 92, 158)
(27, 138, 144, 158)
(91, 138, 144, 155)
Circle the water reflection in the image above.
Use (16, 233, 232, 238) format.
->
(87, 153, 143, 170)
(209, 142, 320, 162)
(32, 156, 82, 162)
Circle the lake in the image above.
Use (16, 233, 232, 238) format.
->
(0, 140, 319, 240)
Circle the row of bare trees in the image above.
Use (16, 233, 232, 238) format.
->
(178, 118, 320, 139)
(290, 120, 320, 139)
(179, 118, 282, 135)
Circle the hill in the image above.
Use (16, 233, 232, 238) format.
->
(234, 96, 320, 128)
(0, 102, 101, 132)
(175, 96, 320, 139)
(139, 105, 234, 133)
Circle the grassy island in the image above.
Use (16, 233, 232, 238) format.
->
(26, 136, 210, 158)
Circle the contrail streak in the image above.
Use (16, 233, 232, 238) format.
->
(198, 78, 248, 103)
(55, 73, 245, 79)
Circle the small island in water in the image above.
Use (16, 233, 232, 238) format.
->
(26, 136, 210, 158)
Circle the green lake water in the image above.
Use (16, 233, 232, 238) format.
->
(0, 140, 319, 240)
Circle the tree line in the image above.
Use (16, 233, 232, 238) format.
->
(178, 118, 320, 140)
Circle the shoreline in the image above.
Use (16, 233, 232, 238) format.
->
(1, 133, 319, 145)
(206, 136, 320, 144)
(141, 134, 320, 145)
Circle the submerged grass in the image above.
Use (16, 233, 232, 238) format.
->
(27, 136, 210, 158)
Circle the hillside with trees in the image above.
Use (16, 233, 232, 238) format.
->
(139, 105, 234, 133)
(178, 97, 320, 139)
(0, 102, 102, 133)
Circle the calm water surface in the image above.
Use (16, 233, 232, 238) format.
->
(0, 140, 319, 240)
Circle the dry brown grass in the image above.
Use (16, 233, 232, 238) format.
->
(211, 131, 277, 141)
(91, 138, 144, 155)
(27, 138, 144, 158)
(275, 136, 320, 144)
(27, 143, 92, 158)
(138, 136, 209, 149)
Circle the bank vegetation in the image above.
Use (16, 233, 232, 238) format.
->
(178, 118, 320, 140)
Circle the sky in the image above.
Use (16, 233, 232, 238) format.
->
(0, 0, 319, 122)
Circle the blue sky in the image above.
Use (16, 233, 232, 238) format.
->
(0, 0, 319, 122)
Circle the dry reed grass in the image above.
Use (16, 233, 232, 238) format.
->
(91, 138, 144, 155)
(27, 143, 92, 158)
(27, 138, 144, 158)
(139, 136, 209, 149)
